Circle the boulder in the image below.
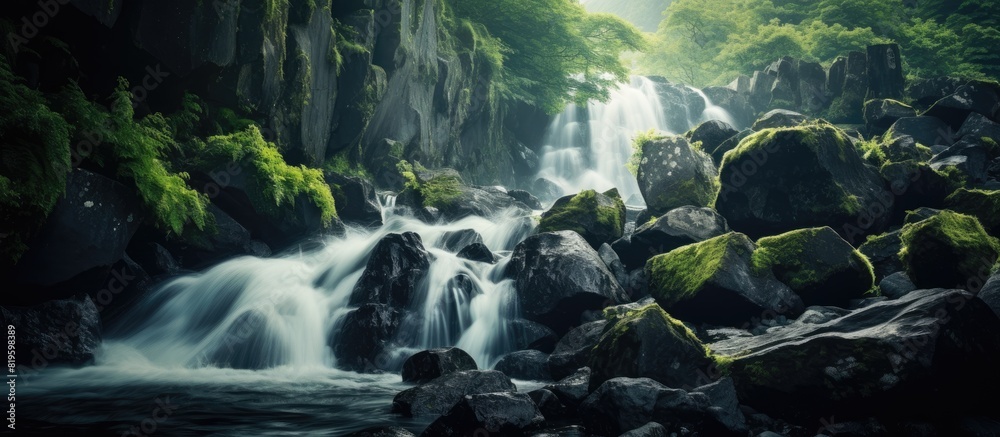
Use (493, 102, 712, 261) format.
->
(598, 244, 630, 290)
(333, 304, 403, 372)
(392, 370, 516, 417)
(506, 232, 629, 334)
(923, 80, 1000, 130)
(0, 295, 101, 368)
(753, 227, 876, 307)
(645, 233, 804, 326)
(767, 58, 799, 110)
(402, 348, 478, 384)
(508, 319, 559, 353)
(588, 303, 715, 391)
(864, 99, 917, 131)
(880, 135, 933, 164)
(619, 422, 668, 437)
(327, 172, 382, 227)
(547, 320, 608, 381)
(527, 388, 569, 420)
(12, 169, 141, 302)
(929, 139, 992, 183)
(612, 206, 730, 270)
(456, 243, 497, 264)
(956, 113, 1000, 142)
(885, 116, 954, 148)
(508, 189, 543, 210)
(712, 288, 1000, 423)
(709, 129, 753, 165)
(692, 377, 747, 434)
(396, 169, 530, 221)
(635, 134, 719, 217)
(688, 121, 739, 160)
(420, 392, 544, 436)
(879, 161, 954, 224)
(858, 231, 903, 283)
(715, 123, 889, 240)
(945, 189, 1000, 237)
(750, 109, 806, 131)
(349, 233, 430, 308)
(543, 366, 591, 407)
(906, 77, 965, 107)
(980, 274, 1000, 317)
(866, 44, 905, 100)
(579, 377, 737, 436)
(437, 229, 483, 253)
(879, 272, 916, 299)
(538, 189, 626, 249)
(898, 210, 1000, 290)
(494, 350, 551, 381)
(166, 205, 267, 269)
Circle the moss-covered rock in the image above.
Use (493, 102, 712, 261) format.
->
(858, 230, 903, 282)
(632, 132, 719, 217)
(753, 227, 875, 307)
(715, 123, 888, 240)
(899, 210, 1000, 289)
(539, 189, 625, 249)
(644, 233, 803, 326)
(878, 161, 959, 225)
(396, 162, 529, 221)
(944, 189, 1000, 237)
(611, 205, 730, 270)
(863, 99, 916, 132)
(588, 303, 714, 391)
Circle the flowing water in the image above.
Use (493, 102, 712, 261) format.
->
(20, 77, 734, 436)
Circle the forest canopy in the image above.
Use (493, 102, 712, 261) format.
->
(640, 0, 1000, 87)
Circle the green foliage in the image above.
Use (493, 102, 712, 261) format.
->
(0, 58, 72, 262)
(448, 0, 645, 113)
(856, 138, 888, 167)
(325, 152, 371, 179)
(193, 126, 337, 225)
(899, 210, 1000, 289)
(641, 0, 998, 86)
(58, 80, 210, 237)
(627, 129, 662, 175)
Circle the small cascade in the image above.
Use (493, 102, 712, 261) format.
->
(106, 205, 536, 372)
(691, 87, 740, 128)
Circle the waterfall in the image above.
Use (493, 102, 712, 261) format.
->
(105, 203, 536, 372)
(534, 77, 736, 206)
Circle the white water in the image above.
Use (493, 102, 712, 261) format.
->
(535, 76, 738, 206)
(105, 201, 535, 373)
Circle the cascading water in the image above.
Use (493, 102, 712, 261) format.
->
(535, 76, 738, 206)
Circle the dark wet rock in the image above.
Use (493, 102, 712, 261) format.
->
(392, 370, 515, 417)
(598, 243, 630, 289)
(897, 210, 999, 290)
(980, 274, 1000, 318)
(929, 139, 992, 183)
(509, 189, 543, 210)
(528, 389, 569, 421)
(859, 231, 903, 282)
(438, 229, 484, 253)
(618, 422, 668, 437)
(879, 272, 917, 299)
(712, 288, 1000, 424)
(456, 243, 497, 264)
(923, 80, 1000, 130)
(327, 173, 383, 227)
(506, 231, 629, 334)
(538, 189, 626, 249)
(402, 348, 478, 384)
(0, 295, 101, 367)
(635, 135, 719, 217)
(543, 366, 592, 407)
(349, 232, 430, 308)
(709, 129, 752, 165)
(885, 116, 953, 148)
(612, 206, 730, 270)
(333, 304, 403, 372)
(547, 320, 608, 381)
(956, 113, 1000, 142)
(751, 109, 807, 131)
(495, 350, 551, 381)
(907, 77, 966, 107)
(345, 426, 416, 437)
(864, 99, 917, 131)
(693, 377, 747, 434)
(532, 178, 564, 203)
(645, 233, 804, 326)
(509, 319, 559, 353)
(420, 392, 544, 436)
(688, 120, 739, 160)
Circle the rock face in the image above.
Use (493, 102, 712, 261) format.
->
(538, 189, 626, 249)
(588, 303, 715, 391)
(753, 227, 876, 307)
(506, 232, 629, 334)
(402, 348, 478, 384)
(494, 350, 550, 381)
(350, 233, 430, 308)
(715, 123, 888, 240)
(612, 206, 730, 270)
(635, 135, 719, 217)
(392, 370, 516, 417)
(419, 392, 544, 436)
(898, 210, 1000, 290)
(645, 233, 804, 326)
(712, 289, 1000, 423)
(0, 295, 102, 368)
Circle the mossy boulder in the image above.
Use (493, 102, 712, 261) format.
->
(611, 206, 730, 270)
(944, 189, 1000, 237)
(899, 210, 1000, 290)
(715, 123, 888, 240)
(711, 289, 1000, 424)
(879, 161, 957, 224)
(538, 189, 626, 249)
(687, 120, 739, 163)
(858, 230, 903, 282)
(752, 227, 875, 307)
(396, 163, 529, 220)
(644, 233, 804, 326)
(751, 109, 807, 131)
(588, 303, 714, 391)
(863, 99, 916, 131)
(633, 133, 719, 217)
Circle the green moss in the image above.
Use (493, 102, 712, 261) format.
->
(856, 138, 888, 167)
(325, 151, 371, 179)
(0, 58, 72, 262)
(195, 126, 337, 225)
(645, 233, 745, 307)
(599, 303, 712, 360)
(899, 210, 1000, 289)
(627, 129, 661, 175)
(944, 189, 1000, 236)
(538, 189, 624, 239)
(395, 161, 462, 209)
